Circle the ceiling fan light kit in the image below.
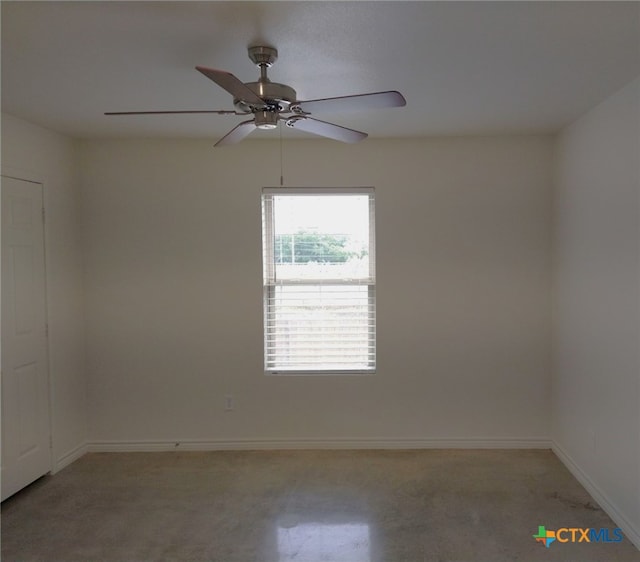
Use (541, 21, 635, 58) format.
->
(106, 45, 406, 147)
(255, 110, 279, 130)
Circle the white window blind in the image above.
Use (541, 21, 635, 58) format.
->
(262, 188, 375, 374)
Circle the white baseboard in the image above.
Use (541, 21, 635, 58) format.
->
(87, 437, 551, 453)
(53, 442, 88, 473)
(552, 441, 640, 551)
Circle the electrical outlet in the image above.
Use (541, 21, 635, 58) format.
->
(224, 394, 235, 411)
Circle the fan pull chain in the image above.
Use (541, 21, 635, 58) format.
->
(279, 120, 284, 187)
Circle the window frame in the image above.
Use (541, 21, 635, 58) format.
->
(261, 187, 376, 376)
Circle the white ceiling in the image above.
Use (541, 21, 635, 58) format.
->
(2, 1, 639, 142)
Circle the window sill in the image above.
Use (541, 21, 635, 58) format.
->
(265, 369, 376, 377)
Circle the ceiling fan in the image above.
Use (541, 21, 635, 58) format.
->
(105, 46, 406, 147)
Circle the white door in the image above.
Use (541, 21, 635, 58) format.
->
(1, 176, 51, 501)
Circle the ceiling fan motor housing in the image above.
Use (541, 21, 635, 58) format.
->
(234, 81, 297, 114)
(234, 46, 296, 114)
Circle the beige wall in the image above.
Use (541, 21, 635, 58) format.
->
(1, 113, 87, 469)
(80, 135, 553, 446)
(553, 76, 640, 545)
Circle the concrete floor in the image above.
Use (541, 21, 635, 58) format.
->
(1, 449, 638, 561)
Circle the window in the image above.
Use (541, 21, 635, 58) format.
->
(262, 188, 375, 374)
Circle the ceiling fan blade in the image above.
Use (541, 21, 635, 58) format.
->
(286, 117, 367, 143)
(105, 110, 238, 116)
(295, 91, 406, 114)
(214, 119, 256, 147)
(196, 66, 264, 106)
